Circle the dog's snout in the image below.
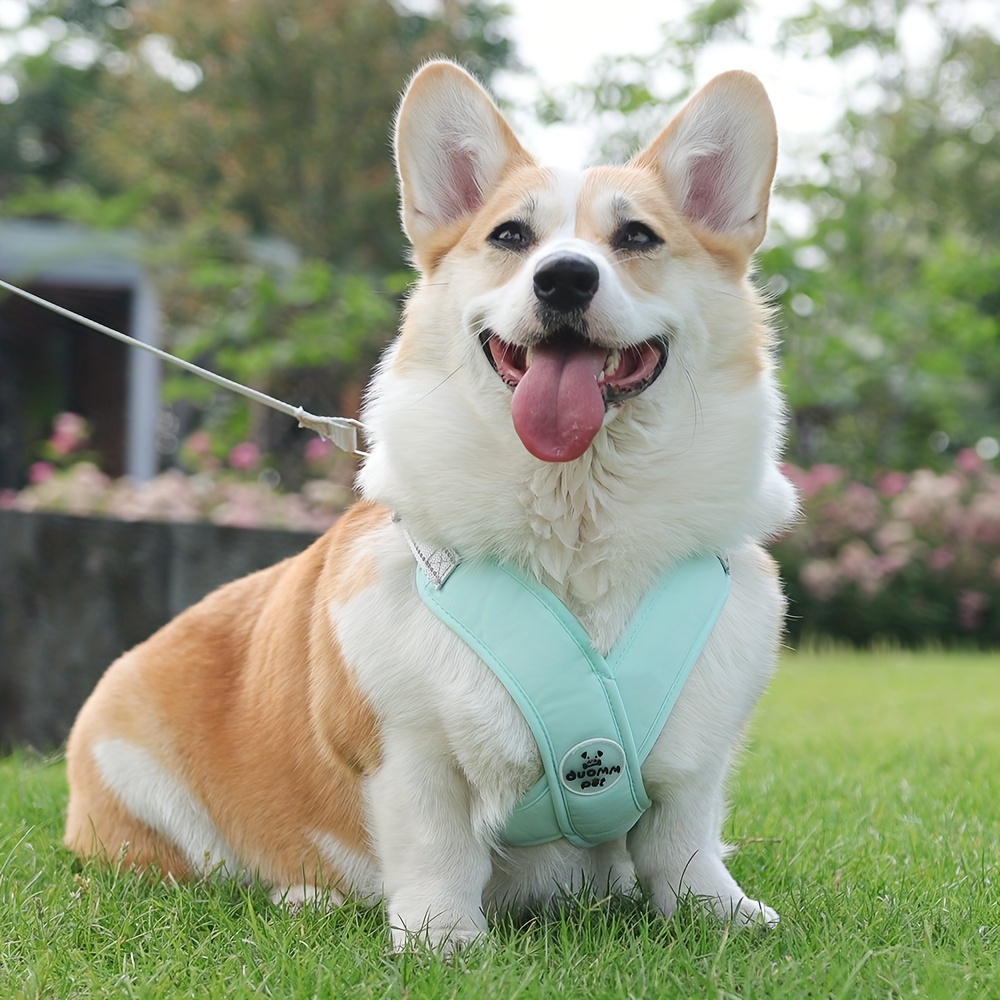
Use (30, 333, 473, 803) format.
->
(533, 254, 600, 312)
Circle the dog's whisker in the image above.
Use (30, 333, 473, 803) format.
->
(712, 288, 756, 303)
(410, 360, 470, 406)
(478, 329, 518, 368)
(682, 365, 704, 437)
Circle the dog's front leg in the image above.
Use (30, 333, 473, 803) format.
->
(369, 741, 491, 954)
(627, 769, 779, 929)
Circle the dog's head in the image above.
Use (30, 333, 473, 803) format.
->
(360, 61, 796, 582)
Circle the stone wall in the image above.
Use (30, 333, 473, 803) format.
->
(0, 510, 319, 751)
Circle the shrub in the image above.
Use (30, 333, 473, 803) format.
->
(8, 416, 1000, 647)
(2, 414, 349, 532)
(776, 454, 1000, 648)
(0, 461, 348, 533)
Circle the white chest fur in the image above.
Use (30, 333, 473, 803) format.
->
(333, 526, 781, 879)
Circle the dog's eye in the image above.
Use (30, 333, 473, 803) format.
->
(488, 221, 532, 250)
(614, 221, 663, 251)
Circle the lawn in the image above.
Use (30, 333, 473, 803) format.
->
(1, 649, 998, 999)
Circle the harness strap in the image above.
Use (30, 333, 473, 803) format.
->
(415, 553, 730, 848)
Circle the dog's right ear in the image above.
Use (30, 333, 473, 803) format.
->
(394, 60, 533, 249)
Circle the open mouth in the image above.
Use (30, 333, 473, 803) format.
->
(479, 328, 669, 462)
(480, 328, 668, 404)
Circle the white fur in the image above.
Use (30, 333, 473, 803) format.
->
(342, 65, 798, 951)
(311, 829, 383, 903)
(93, 739, 241, 877)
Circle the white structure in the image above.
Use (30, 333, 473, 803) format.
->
(0, 219, 161, 481)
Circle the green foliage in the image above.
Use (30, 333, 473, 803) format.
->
(1, 177, 152, 228)
(163, 247, 401, 396)
(766, 229, 1000, 473)
(146, 225, 404, 474)
(4, 0, 515, 269)
(0, 1, 130, 194)
(764, 7, 1000, 471)
(544, 1, 1000, 474)
(0, 0, 517, 472)
(3, 651, 999, 997)
(1, 1, 516, 257)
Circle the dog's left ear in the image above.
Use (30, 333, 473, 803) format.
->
(634, 71, 777, 254)
(394, 60, 533, 248)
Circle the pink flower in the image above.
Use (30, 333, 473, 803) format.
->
(780, 463, 807, 487)
(928, 548, 954, 571)
(227, 442, 261, 471)
(801, 559, 841, 600)
(877, 471, 908, 498)
(836, 540, 887, 595)
(877, 549, 910, 576)
(874, 519, 914, 551)
(28, 461, 55, 484)
(185, 431, 213, 456)
(802, 464, 843, 497)
(305, 437, 334, 465)
(50, 412, 89, 455)
(956, 448, 983, 474)
(0, 489, 15, 510)
(841, 482, 880, 533)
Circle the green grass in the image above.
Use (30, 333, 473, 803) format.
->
(2, 649, 999, 998)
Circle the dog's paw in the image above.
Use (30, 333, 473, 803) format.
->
(724, 896, 780, 930)
(389, 915, 487, 957)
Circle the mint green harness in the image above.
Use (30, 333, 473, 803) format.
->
(415, 555, 730, 849)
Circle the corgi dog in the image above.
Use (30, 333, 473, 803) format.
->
(65, 60, 798, 952)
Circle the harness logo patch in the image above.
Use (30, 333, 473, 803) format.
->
(559, 738, 626, 795)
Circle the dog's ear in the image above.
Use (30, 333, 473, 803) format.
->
(634, 71, 777, 254)
(394, 60, 533, 246)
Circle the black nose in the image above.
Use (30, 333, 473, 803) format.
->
(533, 254, 600, 312)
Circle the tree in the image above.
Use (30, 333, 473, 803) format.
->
(80, 0, 504, 267)
(768, 4, 1000, 472)
(3, 0, 516, 266)
(1, 1, 519, 483)
(0, 1, 130, 199)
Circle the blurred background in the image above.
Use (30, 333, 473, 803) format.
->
(1, 0, 999, 681)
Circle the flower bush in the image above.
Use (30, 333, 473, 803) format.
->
(7, 418, 1000, 647)
(0, 462, 349, 532)
(1, 414, 350, 532)
(776, 453, 1000, 648)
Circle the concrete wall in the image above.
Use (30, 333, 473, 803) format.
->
(0, 510, 319, 751)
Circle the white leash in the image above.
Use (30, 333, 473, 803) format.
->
(0, 277, 368, 458)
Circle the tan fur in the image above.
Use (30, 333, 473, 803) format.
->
(66, 501, 387, 888)
(406, 218, 467, 275)
(573, 163, 770, 388)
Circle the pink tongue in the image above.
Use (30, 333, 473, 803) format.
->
(510, 340, 607, 462)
